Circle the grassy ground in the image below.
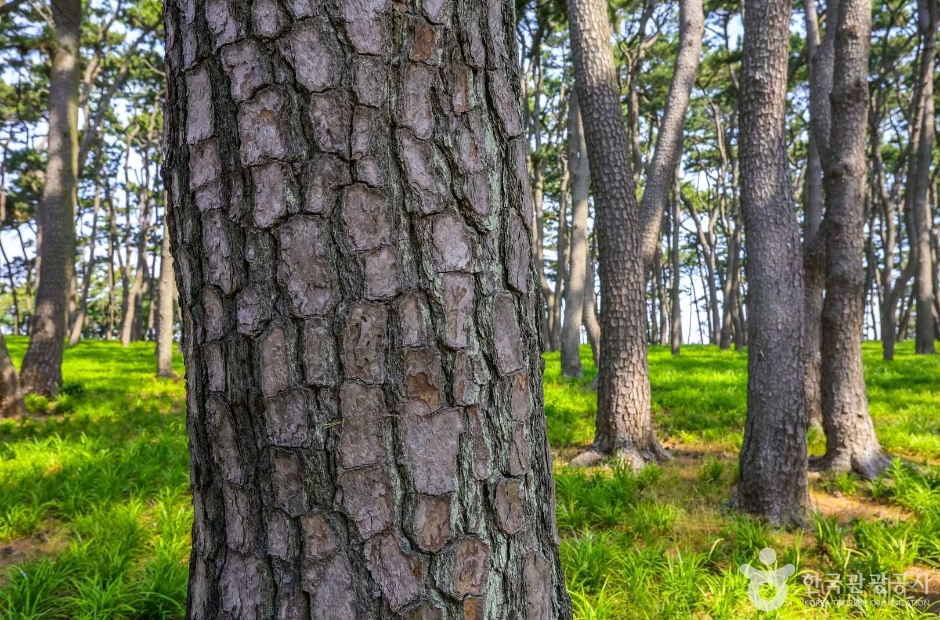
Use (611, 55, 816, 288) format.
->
(1, 337, 939, 618)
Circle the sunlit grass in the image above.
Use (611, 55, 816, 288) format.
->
(1, 337, 938, 618)
(0, 337, 189, 619)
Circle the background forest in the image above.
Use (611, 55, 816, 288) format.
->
(0, 0, 939, 617)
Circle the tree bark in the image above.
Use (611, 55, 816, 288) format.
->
(163, 1, 571, 617)
(0, 332, 24, 418)
(817, 0, 890, 479)
(803, 0, 832, 427)
(637, 0, 704, 268)
(567, 0, 667, 468)
(561, 95, 589, 378)
(156, 221, 175, 378)
(912, 0, 937, 355)
(735, 0, 809, 525)
(18, 0, 81, 397)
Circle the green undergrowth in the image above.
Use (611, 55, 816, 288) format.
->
(1, 337, 938, 618)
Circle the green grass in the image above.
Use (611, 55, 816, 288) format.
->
(1, 337, 939, 618)
(0, 337, 188, 619)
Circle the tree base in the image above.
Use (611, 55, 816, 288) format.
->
(728, 490, 808, 528)
(809, 450, 892, 480)
(569, 438, 671, 469)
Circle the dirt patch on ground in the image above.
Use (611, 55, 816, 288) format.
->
(0, 525, 69, 572)
(809, 489, 912, 524)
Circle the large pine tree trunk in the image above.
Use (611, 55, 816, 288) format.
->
(156, 222, 176, 378)
(567, 0, 667, 468)
(18, 0, 80, 397)
(163, 1, 571, 617)
(817, 0, 889, 479)
(912, 0, 937, 355)
(561, 95, 589, 378)
(735, 0, 809, 525)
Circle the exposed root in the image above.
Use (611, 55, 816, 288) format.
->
(568, 437, 671, 469)
(809, 450, 892, 481)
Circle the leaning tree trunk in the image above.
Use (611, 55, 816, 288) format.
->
(912, 0, 937, 355)
(735, 0, 809, 525)
(18, 0, 80, 397)
(817, 0, 890, 479)
(637, 0, 704, 268)
(156, 222, 175, 378)
(163, 1, 572, 617)
(567, 0, 667, 468)
(561, 95, 590, 378)
(0, 332, 24, 418)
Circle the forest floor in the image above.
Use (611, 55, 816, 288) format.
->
(0, 338, 939, 618)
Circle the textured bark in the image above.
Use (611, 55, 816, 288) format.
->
(163, 1, 571, 617)
(912, 0, 937, 355)
(157, 222, 176, 378)
(18, 0, 80, 397)
(803, 0, 831, 427)
(0, 332, 24, 418)
(560, 95, 589, 378)
(817, 0, 890, 479)
(637, 0, 704, 268)
(735, 0, 809, 525)
(567, 0, 666, 468)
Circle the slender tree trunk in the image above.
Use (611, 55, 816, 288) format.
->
(912, 0, 937, 355)
(106, 182, 117, 340)
(0, 235, 20, 336)
(637, 0, 704, 268)
(561, 95, 589, 378)
(0, 149, 21, 335)
(121, 198, 152, 347)
(670, 173, 682, 355)
(0, 332, 24, 418)
(163, 2, 571, 617)
(156, 221, 175, 377)
(583, 246, 601, 370)
(19, 0, 81, 397)
(735, 0, 809, 525)
(817, 0, 889, 479)
(550, 178, 568, 353)
(655, 245, 667, 345)
(533, 162, 556, 351)
(803, 0, 833, 424)
(803, 136, 825, 426)
(567, 0, 667, 467)
(68, 182, 102, 346)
